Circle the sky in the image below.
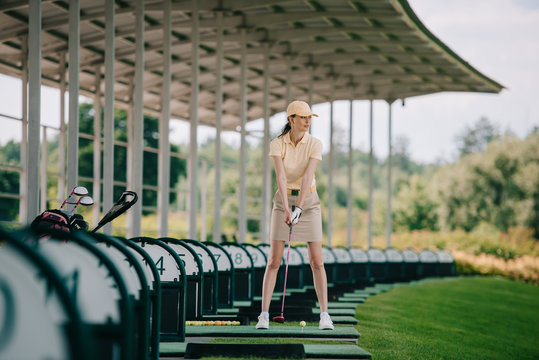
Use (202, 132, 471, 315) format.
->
(0, 0, 538, 164)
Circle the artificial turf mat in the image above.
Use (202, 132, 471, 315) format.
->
(312, 308, 356, 316)
(331, 316, 358, 325)
(184, 325, 360, 341)
(304, 344, 372, 359)
(338, 297, 367, 303)
(160, 343, 372, 359)
(320, 301, 361, 309)
(217, 308, 239, 314)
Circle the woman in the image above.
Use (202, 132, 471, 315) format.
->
(256, 100, 333, 330)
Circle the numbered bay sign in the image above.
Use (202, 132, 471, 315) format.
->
(203, 242, 234, 308)
(332, 248, 352, 263)
(130, 237, 187, 343)
(321, 247, 336, 264)
(385, 249, 404, 282)
(243, 244, 267, 268)
(286, 247, 306, 290)
(419, 249, 438, 263)
(349, 248, 369, 283)
(437, 250, 454, 263)
(367, 248, 387, 263)
(0, 230, 88, 360)
(159, 238, 203, 321)
(402, 249, 419, 263)
(437, 250, 456, 277)
(401, 249, 420, 281)
(182, 239, 219, 315)
(367, 248, 388, 282)
(295, 246, 313, 286)
(258, 243, 284, 265)
(132, 237, 184, 282)
(31, 229, 134, 360)
(385, 249, 404, 263)
(322, 247, 337, 284)
(87, 233, 150, 360)
(220, 242, 254, 301)
(118, 237, 161, 360)
(243, 244, 267, 297)
(419, 249, 439, 278)
(349, 248, 368, 263)
(332, 248, 353, 285)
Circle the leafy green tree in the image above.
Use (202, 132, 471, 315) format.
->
(433, 133, 539, 237)
(455, 117, 499, 157)
(393, 175, 438, 231)
(77, 103, 186, 212)
(0, 140, 20, 220)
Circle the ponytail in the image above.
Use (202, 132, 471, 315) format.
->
(278, 115, 294, 138)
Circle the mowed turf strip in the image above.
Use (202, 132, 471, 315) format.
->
(357, 276, 539, 360)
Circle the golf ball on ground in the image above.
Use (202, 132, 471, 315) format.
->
(300, 321, 306, 327)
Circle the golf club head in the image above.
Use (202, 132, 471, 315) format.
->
(272, 315, 285, 323)
(79, 196, 94, 206)
(92, 191, 138, 232)
(73, 186, 88, 196)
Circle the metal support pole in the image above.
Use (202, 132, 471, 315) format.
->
(286, 56, 292, 104)
(386, 101, 393, 248)
(92, 65, 102, 226)
(201, 159, 208, 242)
(66, 0, 80, 192)
(128, 0, 144, 237)
(102, 0, 115, 234)
(188, 0, 199, 239)
(368, 100, 374, 249)
(57, 52, 66, 203)
(327, 78, 335, 246)
(26, 0, 41, 222)
(238, 27, 247, 243)
(40, 126, 47, 212)
(347, 100, 353, 248)
(261, 43, 270, 244)
(213, 11, 223, 243)
(19, 36, 28, 222)
(158, 0, 171, 237)
(308, 65, 314, 135)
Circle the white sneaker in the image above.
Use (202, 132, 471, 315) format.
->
(319, 314, 334, 330)
(256, 314, 269, 329)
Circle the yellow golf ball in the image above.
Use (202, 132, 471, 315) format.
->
(300, 321, 306, 327)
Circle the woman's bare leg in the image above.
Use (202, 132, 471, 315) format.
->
(307, 241, 328, 313)
(261, 240, 285, 312)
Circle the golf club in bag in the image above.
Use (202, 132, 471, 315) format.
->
(273, 222, 294, 323)
(92, 191, 138, 232)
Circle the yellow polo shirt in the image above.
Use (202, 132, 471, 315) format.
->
(269, 132, 323, 189)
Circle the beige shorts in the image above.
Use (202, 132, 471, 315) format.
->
(270, 191, 323, 242)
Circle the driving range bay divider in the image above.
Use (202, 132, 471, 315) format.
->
(0, 227, 456, 359)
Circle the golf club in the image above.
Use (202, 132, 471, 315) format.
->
(92, 191, 138, 232)
(273, 222, 293, 323)
(69, 196, 94, 215)
(59, 186, 88, 210)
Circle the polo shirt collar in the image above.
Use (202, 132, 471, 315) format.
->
(284, 132, 310, 144)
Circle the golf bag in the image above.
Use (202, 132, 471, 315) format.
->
(31, 209, 89, 233)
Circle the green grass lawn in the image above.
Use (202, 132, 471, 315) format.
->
(199, 276, 538, 360)
(357, 276, 539, 360)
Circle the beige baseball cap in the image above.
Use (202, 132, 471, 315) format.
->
(286, 100, 318, 117)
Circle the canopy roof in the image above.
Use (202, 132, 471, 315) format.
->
(0, 0, 503, 129)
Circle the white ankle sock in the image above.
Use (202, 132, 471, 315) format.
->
(261, 312, 269, 318)
(320, 312, 329, 318)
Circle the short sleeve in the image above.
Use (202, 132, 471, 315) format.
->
(310, 138, 322, 160)
(269, 137, 282, 157)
